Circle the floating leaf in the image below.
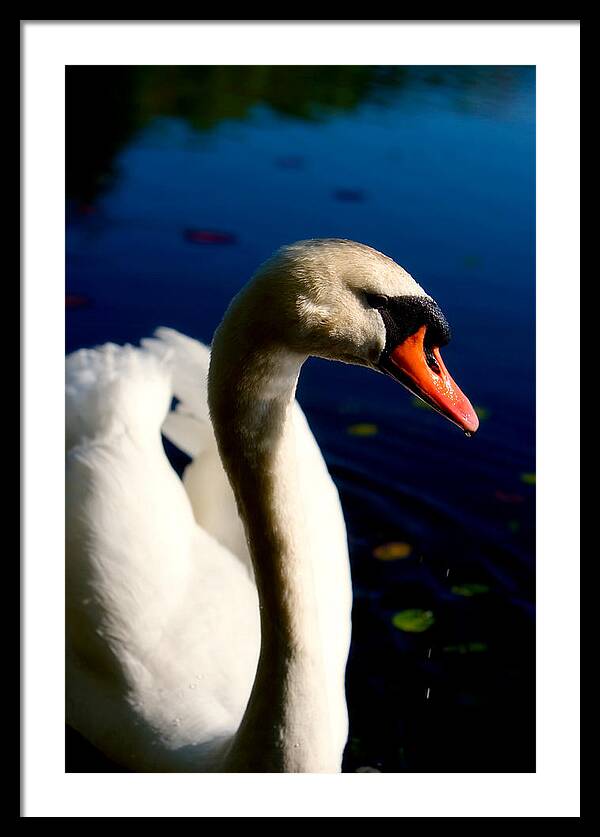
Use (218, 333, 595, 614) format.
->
(347, 423, 378, 437)
(184, 229, 237, 245)
(412, 396, 434, 411)
(348, 736, 362, 756)
(451, 583, 490, 597)
(443, 641, 488, 654)
(333, 188, 366, 202)
(495, 490, 525, 504)
(456, 692, 480, 705)
(373, 542, 413, 560)
(338, 398, 362, 415)
(66, 294, 91, 309)
(392, 609, 435, 633)
(76, 203, 97, 217)
(521, 472, 536, 485)
(275, 155, 305, 169)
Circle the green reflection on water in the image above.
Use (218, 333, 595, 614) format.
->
(66, 65, 531, 202)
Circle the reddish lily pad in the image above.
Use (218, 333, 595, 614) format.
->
(495, 491, 525, 504)
(66, 294, 91, 309)
(184, 229, 237, 245)
(373, 542, 413, 561)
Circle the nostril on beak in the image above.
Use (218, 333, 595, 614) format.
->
(424, 347, 441, 375)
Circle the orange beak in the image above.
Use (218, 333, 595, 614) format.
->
(388, 325, 479, 435)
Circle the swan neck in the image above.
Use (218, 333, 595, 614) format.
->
(208, 314, 336, 771)
(210, 340, 318, 640)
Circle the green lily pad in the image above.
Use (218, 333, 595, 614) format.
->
(411, 397, 434, 411)
(443, 641, 488, 654)
(348, 737, 362, 756)
(347, 422, 378, 437)
(451, 583, 490, 597)
(392, 608, 435, 633)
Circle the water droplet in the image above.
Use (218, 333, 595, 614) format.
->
(426, 687, 431, 700)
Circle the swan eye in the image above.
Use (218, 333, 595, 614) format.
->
(365, 293, 388, 310)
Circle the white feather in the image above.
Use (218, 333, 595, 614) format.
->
(66, 240, 429, 772)
(66, 331, 350, 770)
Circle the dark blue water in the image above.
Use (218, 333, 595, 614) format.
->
(66, 67, 535, 772)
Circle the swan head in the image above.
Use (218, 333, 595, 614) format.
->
(224, 239, 479, 434)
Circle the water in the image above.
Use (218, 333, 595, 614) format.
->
(66, 66, 535, 772)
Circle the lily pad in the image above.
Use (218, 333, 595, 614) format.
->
(373, 542, 413, 560)
(184, 228, 237, 245)
(333, 188, 366, 203)
(495, 490, 524, 504)
(443, 641, 488, 654)
(347, 423, 378, 437)
(392, 609, 435, 633)
(411, 397, 434, 411)
(451, 583, 490, 597)
(275, 155, 305, 169)
(65, 293, 91, 309)
(463, 254, 483, 269)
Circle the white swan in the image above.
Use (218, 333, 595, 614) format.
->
(66, 239, 478, 773)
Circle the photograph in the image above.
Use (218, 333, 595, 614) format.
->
(65, 64, 535, 773)
(21, 19, 580, 818)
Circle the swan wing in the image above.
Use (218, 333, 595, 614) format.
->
(143, 328, 252, 573)
(66, 342, 259, 771)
